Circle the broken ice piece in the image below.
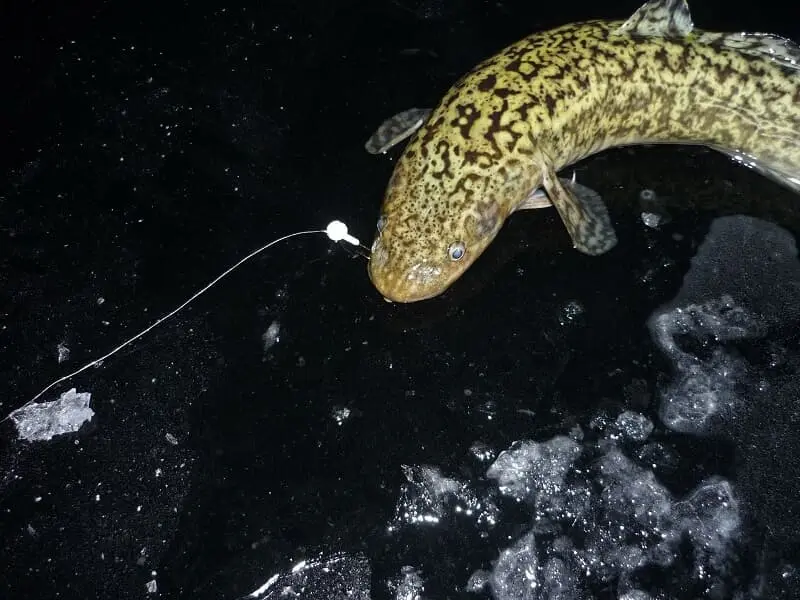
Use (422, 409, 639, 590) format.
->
(10, 388, 94, 442)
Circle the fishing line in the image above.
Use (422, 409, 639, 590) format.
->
(4, 220, 364, 422)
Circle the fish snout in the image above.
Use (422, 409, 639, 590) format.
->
(368, 237, 447, 303)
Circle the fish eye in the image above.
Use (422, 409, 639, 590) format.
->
(377, 214, 387, 233)
(448, 241, 466, 261)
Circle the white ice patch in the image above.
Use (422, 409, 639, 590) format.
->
(649, 296, 750, 433)
(10, 388, 94, 442)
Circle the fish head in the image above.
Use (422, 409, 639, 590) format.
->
(368, 155, 510, 303)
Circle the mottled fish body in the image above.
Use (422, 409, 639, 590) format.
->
(367, 0, 800, 302)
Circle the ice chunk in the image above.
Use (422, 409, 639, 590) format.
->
(648, 297, 752, 434)
(391, 465, 499, 529)
(657, 350, 742, 434)
(240, 552, 370, 600)
(331, 405, 351, 426)
(597, 449, 672, 530)
(469, 441, 496, 463)
(486, 436, 581, 505)
(57, 341, 70, 363)
(649, 296, 761, 358)
(391, 566, 426, 600)
(387, 432, 745, 598)
(641, 212, 664, 229)
(10, 388, 94, 442)
(648, 216, 800, 434)
(638, 188, 671, 228)
(465, 569, 490, 593)
(490, 531, 539, 600)
(674, 478, 741, 575)
(262, 320, 280, 351)
(558, 300, 584, 326)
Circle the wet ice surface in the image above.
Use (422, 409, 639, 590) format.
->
(9, 388, 94, 442)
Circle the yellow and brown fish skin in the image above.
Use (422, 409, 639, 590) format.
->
(367, 0, 800, 303)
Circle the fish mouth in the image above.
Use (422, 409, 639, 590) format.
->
(368, 266, 445, 303)
(367, 254, 451, 303)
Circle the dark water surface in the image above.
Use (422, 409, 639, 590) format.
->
(1, 1, 799, 599)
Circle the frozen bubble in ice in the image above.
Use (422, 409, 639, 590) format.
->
(490, 531, 539, 600)
(10, 388, 94, 442)
(391, 566, 425, 600)
(647, 216, 800, 432)
(650, 296, 761, 359)
(597, 449, 672, 529)
(613, 411, 654, 441)
(393, 465, 499, 528)
(639, 188, 657, 203)
(558, 300, 584, 326)
(465, 569, 490, 593)
(638, 189, 671, 228)
(648, 296, 752, 434)
(57, 341, 70, 363)
(658, 350, 741, 434)
(262, 320, 280, 351)
(636, 442, 680, 473)
(331, 405, 351, 426)
(641, 212, 664, 229)
(487, 436, 581, 504)
(469, 441, 496, 463)
(674, 478, 741, 574)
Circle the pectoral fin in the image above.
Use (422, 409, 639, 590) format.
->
(365, 108, 432, 154)
(515, 187, 553, 211)
(541, 166, 618, 255)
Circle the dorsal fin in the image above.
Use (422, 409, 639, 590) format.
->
(616, 0, 694, 38)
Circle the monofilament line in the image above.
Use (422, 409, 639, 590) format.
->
(5, 221, 362, 422)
